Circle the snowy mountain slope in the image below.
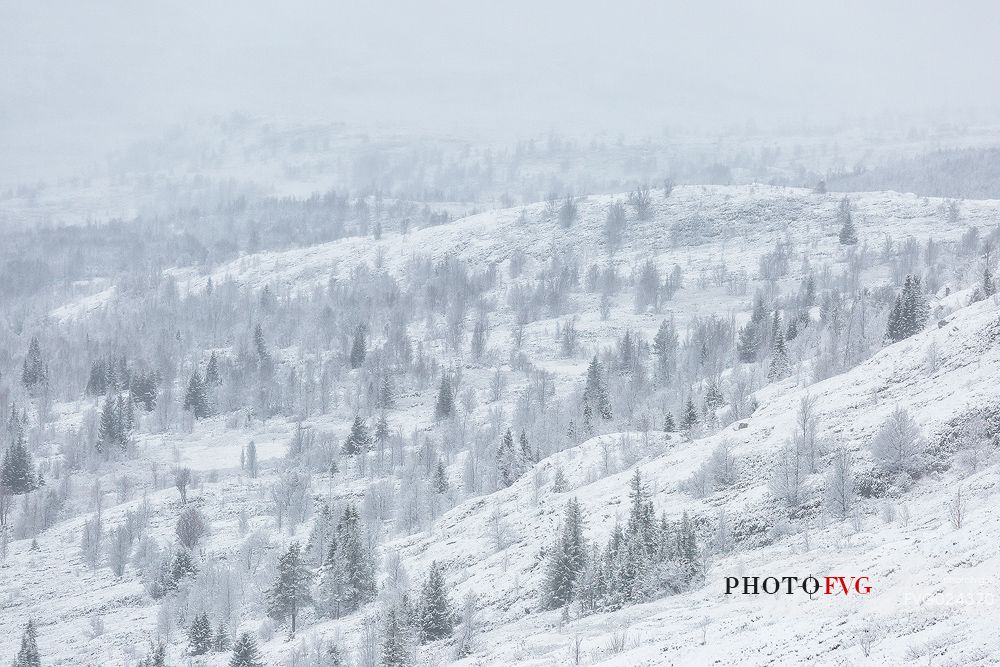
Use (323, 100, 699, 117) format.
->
(6, 182, 1000, 666)
(373, 296, 1000, 665)
(10, 289, 998, 665)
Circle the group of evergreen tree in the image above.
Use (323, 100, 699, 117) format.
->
(21, 337, 47, 392)
(85, 356, 160, 412)
(736, 292, 769, 363)
(496, 428, 533, 488)
(342, 416, 373, 455)
(541, 471, 702, 614)
(266, 542, 312, 635)
(183, 370, 212, 419)
(97, 392, 135, 454)
(316, 503, 377, 617)
(542, 497, 587, 609)
(581, 356, 612, 432)
(84, 355, 130, 396)
(1, 429, 38, 495)
(886, 275, 929, 343)
(187, 611, 230, 655)
(380, 560, 456, 665)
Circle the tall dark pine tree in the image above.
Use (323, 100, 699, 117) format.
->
(1, 433, 37, 495)
(434, 374, 454, 420)
(342, 417, 372, 455)
(768, 313, 789, 380)
(13, 619, 40, 667)
(652, 318, 678, 385)
(663, 412, 676, 432)
(542, 497, 587, 609)
(136, 641, 166, 667)
(496, 429, 517, 488)
(838, 197, 857, 245)
(680, 397, 699, 432)
(183, 370, 210, 419)
(381, 609, 409, 666)
(188, 612, 213, 655)
(349, 325, 367, 369)
(432, 459, 448, 494)
(21, 337, 46, 391)
(418, 561, 453, 643)
(253, 324, 270, 363)
(318, 504, 376, 617)
(266, 542, 312, 635)
(886, 275, 928, 343)
(205, 352, 222, 386)
(582, 356, 612, 421)
(97, 393, 118, 454)
(229, 633, 264, 667)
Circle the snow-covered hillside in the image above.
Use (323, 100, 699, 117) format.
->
(3, 182, 1000, 667)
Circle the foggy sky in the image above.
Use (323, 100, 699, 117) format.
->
(2, 0, 999, 170)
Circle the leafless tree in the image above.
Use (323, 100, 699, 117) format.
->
(870, 407, 925, 475)
(173, 466, 192, 504)
(824, 447, 856, 519)
(948, 486, 968, 529)
(176, 505, 209, 550)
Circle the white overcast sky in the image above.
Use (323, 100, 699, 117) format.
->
(2, 0, 998, 162)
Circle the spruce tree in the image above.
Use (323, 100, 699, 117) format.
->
(214, 623, 231, 652)
(21, 337, 46, 390)
(542, 497, 587, 609)
(169, 549, 198, 588)
(1, 434, 37, 495)
(205, 352, 222, 386)
(663, 412, 675, 432)
(188, 611, 213, 655)
(680, 398, 699, 431)
(229, 632, 264, 667)
(518, 430, 533, 465)
(434, 374, 454, 420)
(136, 641, 166, 667)
(317, 504, 376, 617)
(97, 394, 118, 454)
(266, 542, 312, 635)
(119, 395, 135, 449)
(418, 561, 453, 643)
(183, 370, 210, 419)
(13, 619, 40, 667)
(342, 417, 372, 455)
(253, 324, 270, 363)
(652, 318, 678, 384)
(736, 323, 759, 363)
(582, 356, 612, 421)
(349, 325, 367, 369)
(768, 314, 790, 380)
(374, 414, 390, 450)
(838, 197, 857, 245)
(432, 459, 448, 494)
(496, 429, 517, 488)
(381, 609, 409, 666)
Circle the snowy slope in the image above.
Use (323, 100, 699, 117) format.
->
(6, 184, 1000, 666)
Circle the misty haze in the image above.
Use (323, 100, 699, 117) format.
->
(2, 2, 1000, 666)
